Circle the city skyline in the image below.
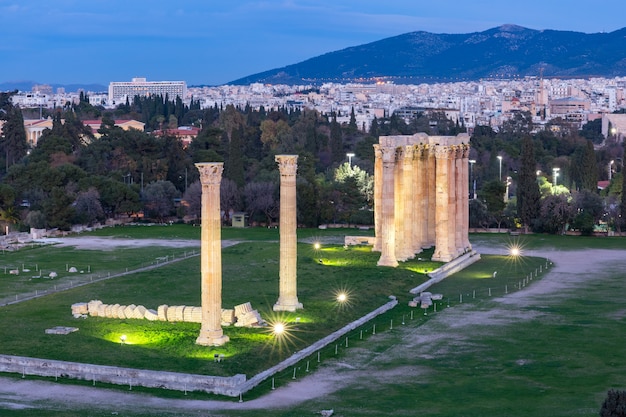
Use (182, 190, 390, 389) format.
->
(1, 0, 625, 86)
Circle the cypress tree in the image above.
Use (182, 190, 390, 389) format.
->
(579, 140, 598, 191)
(517, 136, 541, 232)
(330, 113, 343, 163)
(226, 126, 245, 188)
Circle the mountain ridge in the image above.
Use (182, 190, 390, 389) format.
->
(229, 25, 626, 85)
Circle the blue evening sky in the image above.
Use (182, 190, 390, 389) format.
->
(0, 0, 623, 86)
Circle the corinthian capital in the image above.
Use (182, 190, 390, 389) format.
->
(195, 162, 224, 185)
(275, 154, 298, 176)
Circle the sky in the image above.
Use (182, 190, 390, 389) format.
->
(1, 0, 625, 87)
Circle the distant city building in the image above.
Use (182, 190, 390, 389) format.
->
(108, 77, 187, 105)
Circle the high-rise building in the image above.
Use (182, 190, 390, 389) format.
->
(108, 77, 186, 105)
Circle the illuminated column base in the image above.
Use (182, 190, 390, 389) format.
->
(196, 331, 230, 346)
(273, 298, 304, 312)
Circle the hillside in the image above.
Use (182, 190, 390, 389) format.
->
(229, 24, 626, 85)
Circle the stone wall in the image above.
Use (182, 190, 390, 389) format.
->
(0, 354, 245, 396)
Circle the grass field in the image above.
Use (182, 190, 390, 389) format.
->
(1, 226, 625, 416)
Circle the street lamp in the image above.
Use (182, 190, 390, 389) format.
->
(346, 153, 355, 166)
(609, 160, 614, 181)
(552, 167, 560, 187)
(469, 159, 476, 199)
(505, 176, 512, 202)
(497, 155, 503, 181)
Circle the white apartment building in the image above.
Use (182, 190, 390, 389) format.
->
(108, 77, 187, 105)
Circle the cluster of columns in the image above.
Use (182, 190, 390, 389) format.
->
(373, 133, 471, 265)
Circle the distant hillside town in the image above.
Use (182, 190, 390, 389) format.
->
(6, 76, 626, 141)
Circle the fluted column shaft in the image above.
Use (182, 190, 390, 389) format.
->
(447, 147, 457, 257)
(415, 146, 427, 251)
(433, 147, 453, 262)
(454, 147, 464, 256)
(196, 162, 229, 346)
(377, 146, 398, 267)
(273, 155, 302, 312)
(411, 146, 423, 254)
(372, 145, 383, 252)
(426, 147, 437, 246)
(462, 146, 472, 251)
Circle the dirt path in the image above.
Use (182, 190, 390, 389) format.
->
(2, 243, 625, 415)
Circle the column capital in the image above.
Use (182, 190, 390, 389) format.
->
(380, 146, 397, 164)
(275, 154, 298, 176)
(434, 145, 451, 160)
(373, 144, 383, 158)
(195, 162, 223, 185)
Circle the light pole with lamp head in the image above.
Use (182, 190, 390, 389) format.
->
(497, 155, 503, 181)
(552, 167, 560, 187)
(609, 160, 614, 181)
(469, 159, 476, 199)
(346, 153, 355, 166)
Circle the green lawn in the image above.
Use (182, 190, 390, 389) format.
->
(3, 226, 617, 417)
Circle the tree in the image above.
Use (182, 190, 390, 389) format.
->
(479, 179, 506, 228)
(142, 180, 180, 222)
(600, 389, 626, 417)
(73, 188, 104, 225)
(330, 113, 343, 163)
(0, 105, 28, 171)
(182, 181, 201, 220)
(578, 140, 598, 191)
(517, 136, 541, 232)
(539, 193, 574, 234)
(334, 162, 373, 207)
(243, 181, 278, 225)
(571, 189, 603, 235)
(226, 126, 245, 188)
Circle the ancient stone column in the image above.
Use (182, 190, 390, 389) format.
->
(462, 145, 472, 251)
(447, 146, 457, 258)
(196, 162, 229, 346)
(400, 145, 415, 259)
(377, 146, 398, 267)
(454, 147, 464, 257)
(273, 155, 303, 312)
(394, 147, 408, 261)
(415, 145, 427, 252)
(433, 146, 453, 262)
(426, 146, 437, 247)
(372, 145, 383, 252)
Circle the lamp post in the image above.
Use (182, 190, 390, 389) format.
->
(552, 167, 560, 187)
(505, 176, 511, 202)
(469, 159, 476, 199)
(497, 155, 503, 181)
(346, 153, 355, 166)
(609, 160, 614, 181)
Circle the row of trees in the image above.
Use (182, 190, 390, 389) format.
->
(1, 90, 625, 234)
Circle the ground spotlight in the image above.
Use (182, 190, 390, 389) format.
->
(313, 242, 321, 250)
(273, 323, 285, 336)
(337, 292, 347, 303)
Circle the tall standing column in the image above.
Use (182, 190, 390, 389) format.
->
(462, 145, 472, 251)
(433, 146, 453, 262)
(372, 145, 383, 252)
(447, 146, 457, 258)
(400, 145, 415, 259)
(273, 155, 303, 312)
(454, 147, 464, 257)
(415, 145, 427, 251)
(377, 146, 398, 267)
(394, 147, 408, 261)
(196, 162, 229, 346)
(426, 146, 437, 247)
